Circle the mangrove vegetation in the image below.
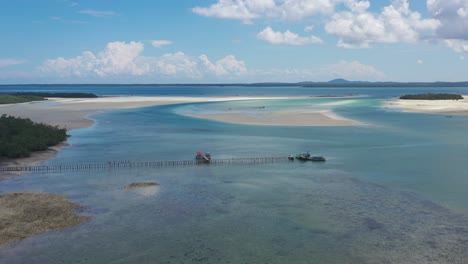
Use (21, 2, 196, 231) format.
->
(0, 92, 98, 105)
(0, 94, 45, 104)
(0, 115, 68, 158)
(400, 93, 464, 100)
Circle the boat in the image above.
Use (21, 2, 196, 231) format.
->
(295, 152, 326, 162)
(195, 151, 211, 164)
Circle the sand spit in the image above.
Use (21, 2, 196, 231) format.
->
(0, 96, 299, 130)
(0, 192, 89, 247)
(385, 95, 468, 115)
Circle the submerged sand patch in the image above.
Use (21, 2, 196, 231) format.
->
(0, 192, 89, 247)
(125, 182, 160, 189)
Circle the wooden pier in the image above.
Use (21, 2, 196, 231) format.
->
(0, 156, 291, 174)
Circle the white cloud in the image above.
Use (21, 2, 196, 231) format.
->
(304, 25, 315, 32)
(460, 55, 465, 60)
(199, 54, 247, 75)
(40, 41, 247, 80)
(417, 59, 423, 64)
(151, 40, 173, 48)
(78, 9, 116, 17)
(152, 52, 200, 77)
(277, 0, 336, 20)
(193, 0, 440, 49)
(428, 0, 468, 52)
(444, 39, 468, 53)
(257, 26, 323, 45)
(325, 0, 439, 48)
(192, 0, 336, 23)
(192, 0, 275, 24)
(0, 59, 26, 68)
(41, 41, 149, 77)
(428, 0, 468, 39)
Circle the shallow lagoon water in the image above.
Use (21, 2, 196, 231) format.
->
(1, 87, 468, 263)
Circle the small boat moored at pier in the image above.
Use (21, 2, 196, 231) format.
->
(295, 152, 326, 162)
(195, 151, 211, 164)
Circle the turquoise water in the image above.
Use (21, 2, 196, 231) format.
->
(1, 88, 468, 263)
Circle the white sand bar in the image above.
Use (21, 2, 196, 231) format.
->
(186, 110, 360, 126)
(0, 96, 360, 129)
(385, 95, 468, 115)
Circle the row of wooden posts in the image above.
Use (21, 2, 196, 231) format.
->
(0, 157, 291, 173)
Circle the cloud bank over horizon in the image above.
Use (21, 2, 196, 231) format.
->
(36, 41, 382, 83)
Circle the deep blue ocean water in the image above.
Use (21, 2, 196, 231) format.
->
(1, 85, 468, 263)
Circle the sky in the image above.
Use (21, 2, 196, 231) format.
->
(0, 0, 467, 84)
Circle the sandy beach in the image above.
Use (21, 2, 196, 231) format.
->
(0, 95, 359, 129)
(0, 96, 299, 129)
(385, 96, 468, 115)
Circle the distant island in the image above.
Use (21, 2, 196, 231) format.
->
(400, 93, 464, 100)
(0, 115, 68, 158)
(2, 79, 468, 87)
(0, 94, 46, 104)
(0, 92, 98, 104)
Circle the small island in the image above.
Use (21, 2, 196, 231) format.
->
(0, 115, 68, 158)
(400, 93, 464, 100)
(0, 94, 46, 104)
(0, 92, 98, 105)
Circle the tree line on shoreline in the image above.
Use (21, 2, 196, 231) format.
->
(0, 92, 97, 104)
(0, 115, 68, 158)
(400, 93, 464, 100)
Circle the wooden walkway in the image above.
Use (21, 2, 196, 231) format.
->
(0, 157, 291, 173)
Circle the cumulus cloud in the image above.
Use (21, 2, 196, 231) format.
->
(0, 59, 26, 68)
(193, 0, 441, 49)
(151, 40, 173, 48)
(325, 0, 439, 48)
(428, 0, 468, 52)
(199, 54, 247, 75)
(257, 26, 323, 45)
(41, 41, 149, 77)
(192, 0, 275, 24)
(192, 0, 336, 23)
(40, 41, 247, 80)
(444, 39, 468, 53)
(78, 9, 116, 17)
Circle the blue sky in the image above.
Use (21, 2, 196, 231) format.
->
(0, 0, 467, 83)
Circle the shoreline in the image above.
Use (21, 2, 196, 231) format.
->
(0, 95, 360, 178)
